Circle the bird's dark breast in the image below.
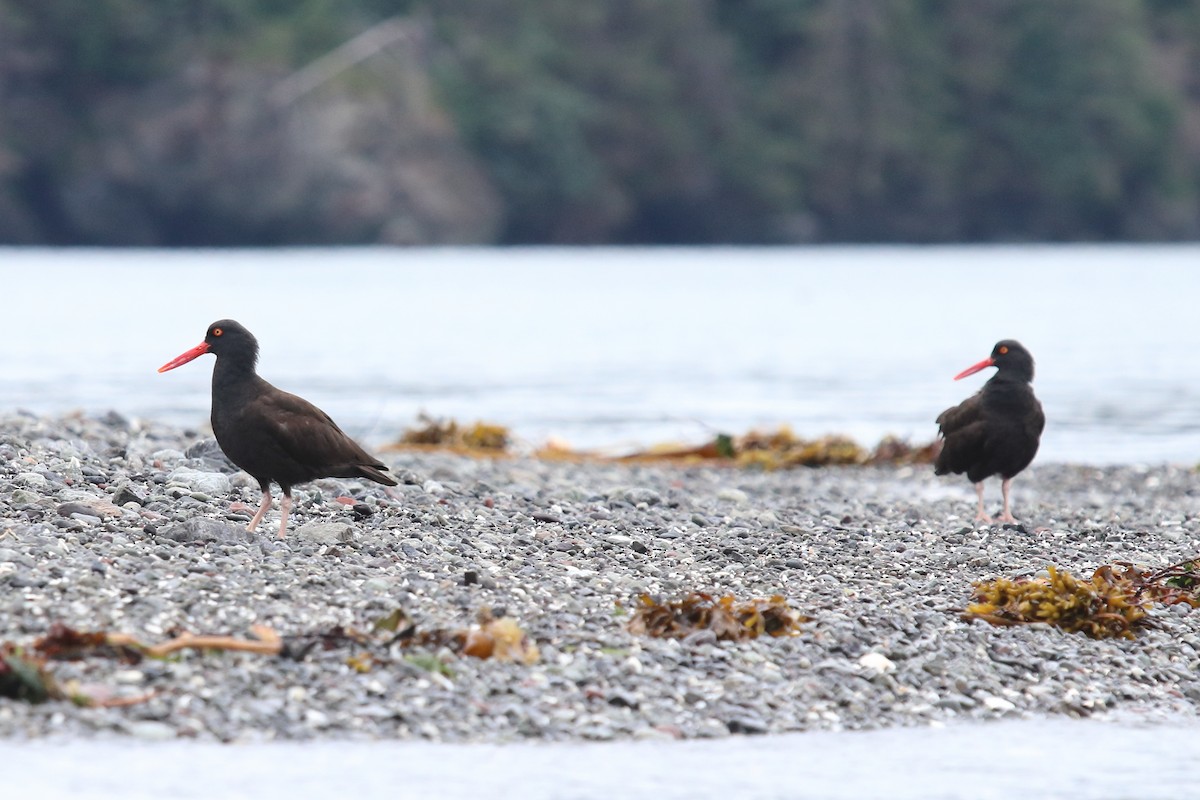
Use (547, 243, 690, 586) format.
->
(211, 402, 304, 486)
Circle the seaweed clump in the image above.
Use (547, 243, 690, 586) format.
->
(389, 413, 510, 454)
(547, 427, 938, 469)
(628, 593, 806, 641)
(964, 565, 1151, 640)
(735, 429, 867, 468)
(1137, 558, 1200, 608)
(0, 643, 61, 703)
(296, 605, 540, 672)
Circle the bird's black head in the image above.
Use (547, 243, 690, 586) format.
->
(990, 340, 1035, 381)
(202, 319, 259, 366)
(953, 339, 1035, 383)
(158, 319, 259, 374)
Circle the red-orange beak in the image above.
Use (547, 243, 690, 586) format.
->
(158, 341, 210, 373)
(953, 356, 995, 381)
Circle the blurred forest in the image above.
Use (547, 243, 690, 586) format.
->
(1, 0, 1199, 245)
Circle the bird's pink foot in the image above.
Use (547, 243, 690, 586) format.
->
(246, 492, 272, 532)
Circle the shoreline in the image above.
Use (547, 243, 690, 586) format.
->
(1, 411, 1198, 742)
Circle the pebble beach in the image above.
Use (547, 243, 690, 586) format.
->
(1, 410, 1198, 743)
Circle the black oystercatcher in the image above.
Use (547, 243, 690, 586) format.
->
(935, 340, 1045, 524)
(158, 320, 397, 537)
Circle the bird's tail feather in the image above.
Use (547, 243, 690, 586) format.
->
(357, 464, 399, 487)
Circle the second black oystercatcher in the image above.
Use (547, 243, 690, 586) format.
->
(158, 319, 397, 537)
(935, 340, 1045, 524)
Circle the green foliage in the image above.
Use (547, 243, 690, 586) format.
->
(2, 0, 1200, 243)
(429, 0, 789, 242)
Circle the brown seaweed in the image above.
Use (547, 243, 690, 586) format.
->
(628, 592, 806, 641)
(964, 565, 1150, 639)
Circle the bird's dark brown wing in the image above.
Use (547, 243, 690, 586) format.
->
(256, 390, 397, 486)
(936, 391, 982, 436)
(935, 393, 986, 476)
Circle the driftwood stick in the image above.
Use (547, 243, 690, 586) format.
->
(106, 625, 282, 658)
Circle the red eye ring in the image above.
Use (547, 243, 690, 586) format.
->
(212, 328, 224, 337)
(998, 345, 1008, 355)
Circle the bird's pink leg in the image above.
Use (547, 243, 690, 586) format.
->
(974, 482, 993, 523)
(998, 478, 1017, 523)
(276, 493, 292, 538)
(246, 490, 272, 532)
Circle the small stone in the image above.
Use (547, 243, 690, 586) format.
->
(15, 473, 47, 490)
(294, 521, 356, 545)
(717, 488, 748, 504)
(10, 489, 39, 506)
(112, 487, 146, 507)
(159, 518, 248, 544)
(607, 690, 640, 709)
(725, 714, 769, 734)
(166, 467, 232, 497)
(127, 721, 176, 741)
(858, 652, 897, 674)
(623, 488, 662, 506)
(982, 695, 1017, 713)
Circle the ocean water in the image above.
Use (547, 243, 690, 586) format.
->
(1, 244, 1198, 462)
(4, 717, 1197, 800)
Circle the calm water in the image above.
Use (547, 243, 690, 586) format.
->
(5, 718, 1198, 800)
(1, 245, 1198, 463)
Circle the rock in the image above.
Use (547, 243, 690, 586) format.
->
(112, 486, 146, 507)
(858, 652, 897, 674)
(982, 695, 1017, 713)
(717, 488, 748, 504)
(185, 438, 238, 471)
(166, 467, 232, 497)
(9, 489, 40, 506)
(15, 472, 47, 490)
(57, 499, 122, 519)
(607, 690, 640, 709)
(622, 488, 662, 506)
(126, 721, 176, 741)
(294, 522, 356, 545)
(725, 714, 769, 734)
(159, 517, 249, 544)
(0, 548, 26, 564)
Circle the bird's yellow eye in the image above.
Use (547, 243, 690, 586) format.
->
(999, 345, 1008, 355)
(212, 328, 224, 337)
